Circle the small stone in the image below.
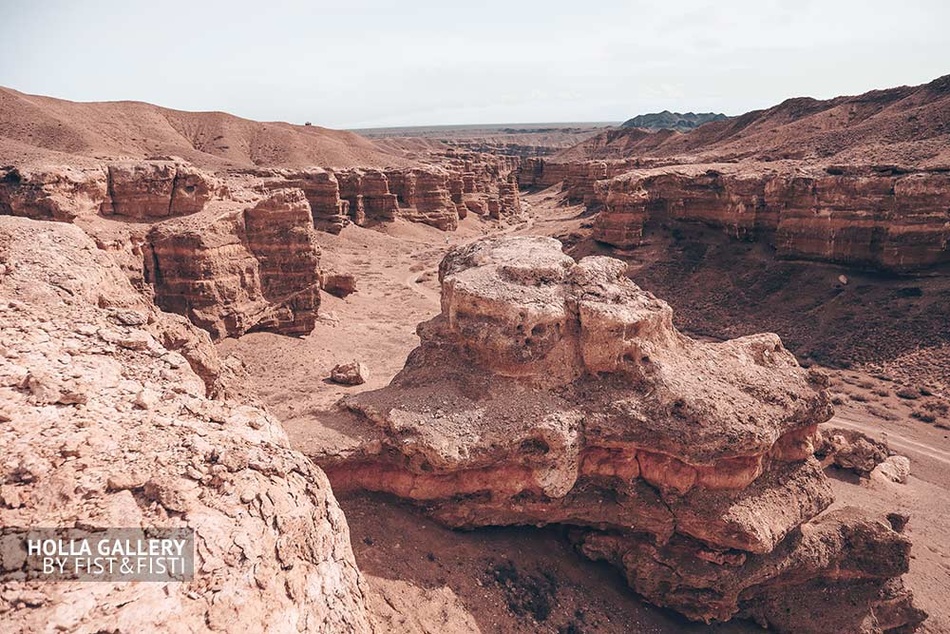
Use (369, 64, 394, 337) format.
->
(26, 371, 63, 405)
(872, 455, 911, 484)
(117, 331, 152, 351)
(330, 361, 369, 386)
(112, 310, 148, 326)
(60, 440, 82, 458)
(107, 471, 148, 491)
(0, 484, 23, 509)
(134, 388, 160, 410)
(887, 512, 910, 533)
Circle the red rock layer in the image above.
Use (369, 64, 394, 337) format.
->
(592, 165, 950, 272)
(144, 189, 321, 339)
(273, 169, 349, 235)
(308, 236, 925, 632)
(102, 161, 214, 219)
(334, 169, 399, 226)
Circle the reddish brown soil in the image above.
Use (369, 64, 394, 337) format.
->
(0, 86, 413, 169)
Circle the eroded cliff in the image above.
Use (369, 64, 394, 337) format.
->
(308, 236, 926, 633)
(591, 164, 950, 272)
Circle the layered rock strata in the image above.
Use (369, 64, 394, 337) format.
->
(386, 168, 460, 231)
(0, 160, 216, 222)
(0, 165, 108, 221)
(102, 161, 214, 219)
(272, 169, 349, 234)
(145, 189, 321, 339)
(591, 165, 950, 272)
(311, 236, 925, 632)
(334, 169, 398, 226)
(0, 216, 371, 632)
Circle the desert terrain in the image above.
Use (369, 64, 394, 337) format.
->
(1, 75, 948, 633)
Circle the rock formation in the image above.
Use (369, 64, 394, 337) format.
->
(386, 168, 460, 231)
(271, 169, 350, 234)
(621, 111, 729, 132)
(334, 169, 399, 226)
(310, 236, 925, 632)
(0, 165, 108, 221)
(102, 161, 215, 219)
(0, 216, 371, 632)
(0, 160, 216, 223)
(144, 189, 321, 340)
(591, 165, 950, 272)
(517, 158, 575, 190)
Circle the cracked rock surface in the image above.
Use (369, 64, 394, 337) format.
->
(0, 216, 371, 633)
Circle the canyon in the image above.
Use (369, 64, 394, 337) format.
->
(1, 74, 949, 633)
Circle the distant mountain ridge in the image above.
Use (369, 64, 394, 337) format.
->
(621, 111, 728, 131)
(556, 75, 950, 166)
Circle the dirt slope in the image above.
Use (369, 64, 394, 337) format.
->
(0, 86, 411, 169)
(557, 75, 950, 167)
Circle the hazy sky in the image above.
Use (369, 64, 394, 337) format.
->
(2, 0, 948, 129)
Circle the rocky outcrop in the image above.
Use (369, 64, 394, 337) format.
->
(517, 158, 631, 212)
(273, 169, 349, 234)
(495, 176, 521, 220)
(592, 165, 950, 272)
(335, 169, 398, 226)
(563, 161, 608, 206)
(145, 189, 321, 340)
(102, 161, 215, 219)
(621, 111, 729, 131)
(517, 158, 574, 189)
(0, 165, 108, 221)
(576, 508, 924, 631)
(816, 425, 897, 476)
(309, 236, 925, 632)
(0, 161, 216, 222)
(0, 216, 371, 632)
(387, 168, 459, 231)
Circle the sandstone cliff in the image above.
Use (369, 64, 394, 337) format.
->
(144, 189, 321, 340)
(307, 236, 925, 632)
(0, 160, 217, 222)
(591, 164, 950, 273)
(0, 216, 371, 632)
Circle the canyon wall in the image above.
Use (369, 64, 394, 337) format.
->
(1, 156, 525, 343)
(144, 189, 321, 340)
(0, 161, 217, 222)
(308, 236, 925, 632)
(591, 165, 950, 272)
(517, 158, 950, 274)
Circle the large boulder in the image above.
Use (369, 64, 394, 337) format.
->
(103, 161, 215, 219)
(307, 235, 925, 632)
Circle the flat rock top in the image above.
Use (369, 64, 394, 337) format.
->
(333, 236, 832, 467)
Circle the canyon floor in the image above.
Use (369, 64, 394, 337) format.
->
(220, 190, 950, 633)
